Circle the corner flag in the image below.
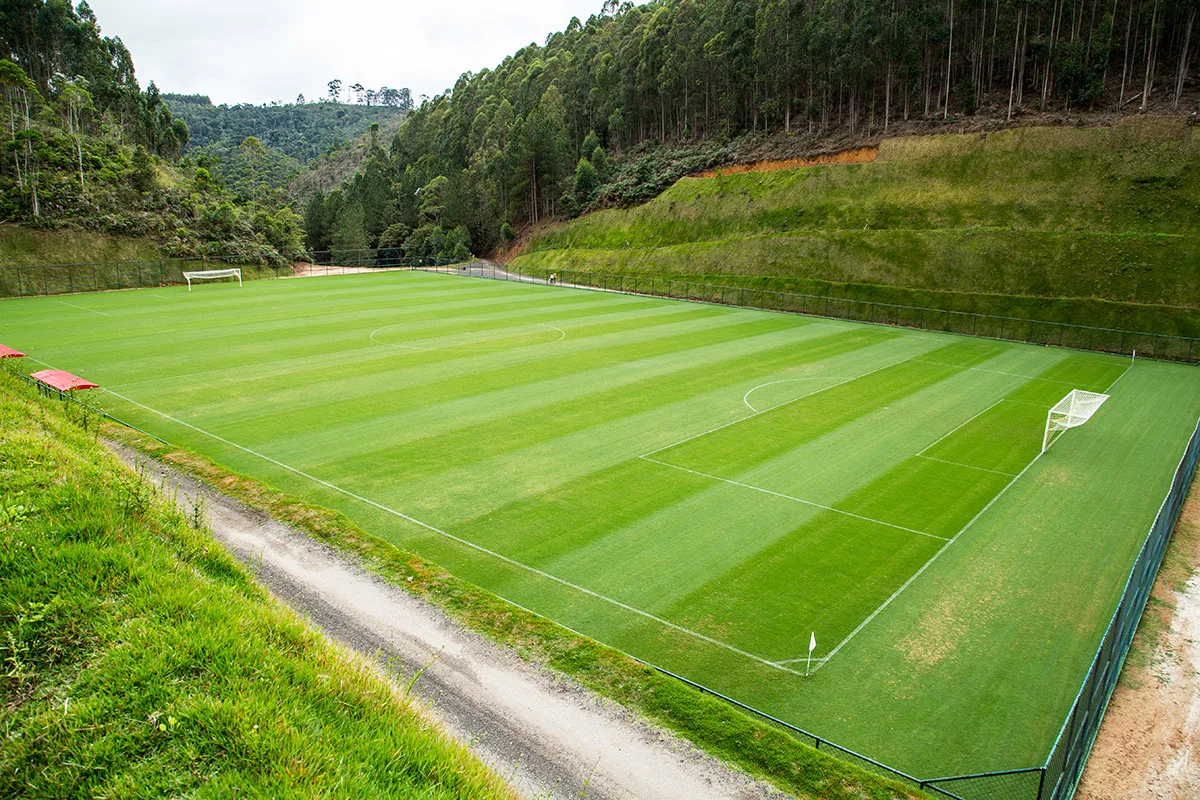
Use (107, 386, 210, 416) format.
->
(806, 632, 817, 676)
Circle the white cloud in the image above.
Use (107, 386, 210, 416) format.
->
(85, 0, 604, 105)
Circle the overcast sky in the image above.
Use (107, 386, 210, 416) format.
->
(86, 0, 605, 106)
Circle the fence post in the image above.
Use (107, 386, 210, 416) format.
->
(42, 265, 48, 295)
(92, 263, 97, 291)
(16, 269, 23, 296)
(67, 268, 74, 294)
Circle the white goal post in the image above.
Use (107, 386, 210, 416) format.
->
(183, 268, 242, 291)
(1043, 389, 1109, 453)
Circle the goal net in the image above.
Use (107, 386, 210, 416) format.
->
(183, 268, 242, 291)
(1043, 389, 1109, 452)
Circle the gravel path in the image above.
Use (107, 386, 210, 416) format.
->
(111, 443, 787, 800)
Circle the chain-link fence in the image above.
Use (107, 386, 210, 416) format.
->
(0, 250, 460, 298)
(433, 262, 1200, 364)
(1037, 417, 1200, 800)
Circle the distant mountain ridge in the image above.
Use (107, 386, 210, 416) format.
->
(163, 94, 405, 163)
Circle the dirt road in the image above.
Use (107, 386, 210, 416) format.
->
(112, 444, 786, 800)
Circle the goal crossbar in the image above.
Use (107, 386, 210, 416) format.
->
(183, 268, 242, 291)
(1042, 389, 1109, 452)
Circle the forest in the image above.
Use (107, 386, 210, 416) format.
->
(0, 1, 302, 260)
(164, 93, 406, 163)
(307, 0, 1196, 261)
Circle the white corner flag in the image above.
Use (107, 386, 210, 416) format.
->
(806, 632, 817, 676)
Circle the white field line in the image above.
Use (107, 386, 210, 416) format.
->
(743, 377, 850, 413)
(911, 359, 1078, 385)
(1105, 363, 1134, 392)
(58, 300, 111, 317)
(803, 450, 1047, 671)
(915, 399, 1006, 457)
(101, 387, 800, 676)
(798, 359, 1133, 670)
(369, 322, 567, 351)
(641, 353, 916, 459)
(916, 454, 1017, 477)
(640, 456, 949, 542)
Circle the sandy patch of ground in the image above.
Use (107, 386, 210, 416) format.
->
(110, 443, 786, 800)
(1076, 481, 1200, 800)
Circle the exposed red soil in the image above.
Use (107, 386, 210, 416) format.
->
(692, 146, 879, 178)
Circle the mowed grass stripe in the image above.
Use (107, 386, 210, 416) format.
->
(109, 301, 722, 396)
(305, 326, 892, 488)
(653, 339, 1010, 476)
(333, 335, 941, 532)
(65, 289, 638, 377)
(147, 307, 822, 431)
(675, 345, 1063, 512)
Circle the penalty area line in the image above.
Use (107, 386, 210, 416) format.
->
(640, 456, 948, 542)
(808, 447, 1046, 673)
(101, 387, 800, 677)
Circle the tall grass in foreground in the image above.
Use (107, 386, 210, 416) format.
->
(0, 373, 514, 799)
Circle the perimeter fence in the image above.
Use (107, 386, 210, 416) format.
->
(0, 249, 457, 298)
(424, 262, 1200, 364)
(414, 261, 1200, 799)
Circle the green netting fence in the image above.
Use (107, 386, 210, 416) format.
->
(441, 262, 1200, 364)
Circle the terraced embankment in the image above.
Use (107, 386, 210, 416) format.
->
(515, 117, 1200, 335)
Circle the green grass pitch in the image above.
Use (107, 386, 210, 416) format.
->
(5, 270, 1200, 778)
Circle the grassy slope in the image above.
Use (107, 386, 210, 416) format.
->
(0, 370, 514, 799)
(0, 225, 159, 266)
(516, 117, 1200, 336)
(4, 272, 1199, 784)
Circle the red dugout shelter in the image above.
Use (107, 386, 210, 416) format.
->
(0, 344, 26, 358)
(30, 369, 100, 392)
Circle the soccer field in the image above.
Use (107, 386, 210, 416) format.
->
(5, 269, 1200, 779)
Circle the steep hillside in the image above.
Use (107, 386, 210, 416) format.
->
(515, 118, 1200, 336)
(0, 372, 514, 799)
(0, 225, 159, 265)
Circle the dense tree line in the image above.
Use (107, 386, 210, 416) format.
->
(164, 93, 405, 162)
(0, 2, 302, 260)
(312, 0, 1196, 261)
(324, 80, 413, 109)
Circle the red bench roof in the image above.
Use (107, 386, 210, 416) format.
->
(31, 369, 99, 391)
(0, 344, 26, 358)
